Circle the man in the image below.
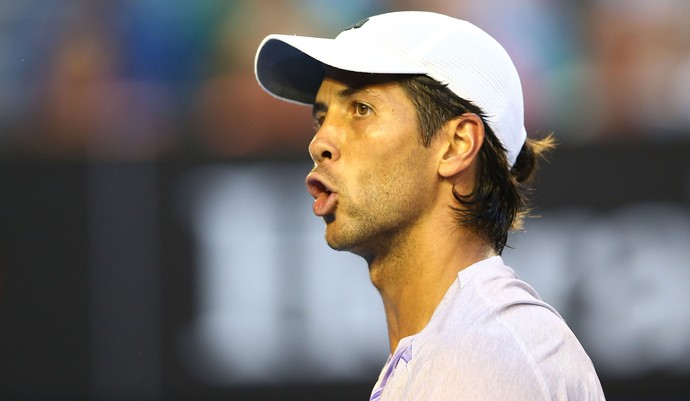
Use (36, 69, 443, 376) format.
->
(254, 11, 605, 400)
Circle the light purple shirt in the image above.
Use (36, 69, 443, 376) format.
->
(370, 256, 606, 400)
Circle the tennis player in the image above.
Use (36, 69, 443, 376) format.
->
(255, 11, 605, 400)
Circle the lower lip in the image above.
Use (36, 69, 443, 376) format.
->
(313, 192, 338, 217)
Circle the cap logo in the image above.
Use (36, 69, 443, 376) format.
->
(343, 18, 369, 32)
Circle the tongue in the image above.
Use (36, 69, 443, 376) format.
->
(313, 193, 338, 217)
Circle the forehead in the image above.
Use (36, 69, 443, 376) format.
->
(314, 67, 411, 110)
(316, 67, 411, 100)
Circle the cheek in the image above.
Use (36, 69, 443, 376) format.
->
(344, 127, 429, 205)
(352, 155, 413, 204)
(343, 161, 387, 211)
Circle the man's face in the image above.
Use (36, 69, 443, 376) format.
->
(305, 70, 440, 260)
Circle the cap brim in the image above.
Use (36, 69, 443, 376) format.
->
(254, 34, 425, 105)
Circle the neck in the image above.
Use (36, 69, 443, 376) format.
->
(368, 224, 494, 354)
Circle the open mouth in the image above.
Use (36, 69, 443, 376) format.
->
(306, 175, 338, 217)
(306, 177, 331, 198)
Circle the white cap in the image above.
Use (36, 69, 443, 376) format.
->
(254, 11, 526, 167)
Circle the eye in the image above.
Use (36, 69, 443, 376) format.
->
(354, 102, 372, 117)
(313, 115, 325, 132)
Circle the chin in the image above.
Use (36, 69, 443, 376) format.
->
(325, 228, 359, 252)
(324, 234, 351, 252)
(325, 231, 378, 263)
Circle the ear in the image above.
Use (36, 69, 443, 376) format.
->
(438, 113, 485, 178)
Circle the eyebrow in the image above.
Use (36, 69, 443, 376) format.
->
(312, 86, 372, 119)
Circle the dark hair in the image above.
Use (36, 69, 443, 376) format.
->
(398, 75, 555, 254)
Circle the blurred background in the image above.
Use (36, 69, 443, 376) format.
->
(0, 0, 689, 400)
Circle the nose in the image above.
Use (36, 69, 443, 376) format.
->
(308, 124, 340, 164)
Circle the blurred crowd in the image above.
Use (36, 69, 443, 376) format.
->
(0, 0, 689, 160)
